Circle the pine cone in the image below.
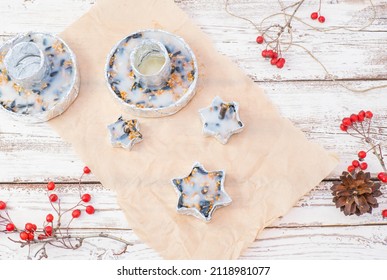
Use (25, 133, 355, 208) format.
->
(331, 171, 382, 216)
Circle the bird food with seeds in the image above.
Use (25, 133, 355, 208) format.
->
(105, 29, 198, 117)
(0, 32, 79, 122)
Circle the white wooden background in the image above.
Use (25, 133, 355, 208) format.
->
(0, 0, 387, 259)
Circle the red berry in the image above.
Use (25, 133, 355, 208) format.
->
(261, 50, 267, 58)
(270, 58, 278, 65)
(20, 231, 29, 241)
(311, 12, 318, 20)
(45, 226, 53, 236)
(340, 124, 348, 132)
(38, 234, 47, 240)
(25, 222, 34, 232)
(32, 224, 37, 231)
(256, 36, 264, 44)
(272, 52, 278, 59)
(365, 111, 373, 119)
(352, 160, 360, 167)
(83, 166, 91, 174)
(347, 165, 355, 172)
(276, 58, 285, 69)
(72, 209, 81, 218)
(382, 209, 387, 218)
(81, 193, 91, 203)
(358, 110, 366, 121)
(380, 174, 387, 183)
(6, 223, 15, 231)
(45, 225, 53, 232)
(360, 162, 368, 170)
(0, 201, 6, 210)
(350, 114, 358, 122)
(266, 50, 274, 58)
(377, 172, 386, 181)
(47, 181, 55, 191)
(318, 16, 325, 23)
(46, 214, 54, 223)
(358, 151, 367, 159)
(28, 232, 34, 241)
(342, 118, 352, 126)
(86, 205, 95, 215)
(49, 194, 58, 202)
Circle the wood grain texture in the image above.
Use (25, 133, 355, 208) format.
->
(1, 80, 387, 182)
(1, 183, 386, 259)
(0, 0, 387, 260)
(3, 226, 387, 260)
(1, 182, 386, 229)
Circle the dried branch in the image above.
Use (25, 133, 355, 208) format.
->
(0, 166, 133, 259)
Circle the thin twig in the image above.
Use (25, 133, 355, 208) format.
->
(224, 0, 387, 93)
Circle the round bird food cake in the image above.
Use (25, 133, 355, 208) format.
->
(105, 29, 198, 117)
(0, 32, 79, 122)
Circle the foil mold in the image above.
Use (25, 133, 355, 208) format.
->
(105, 29, 198, 118)
(108, 116, 143, 150)
(199, 96, 244, 144)
(0, 32, 79, 123)
(171, 162, 232, 222)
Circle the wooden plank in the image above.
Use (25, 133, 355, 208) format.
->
(1, 182, 386, 230)
(177, 0, 387, 81)
(0, 229, 160, 260)
(0, 0, 94, 36)
(0, 0, 386, 81)
(2, 226, 387, 259)
(242, 225, 387, 260)
(2, 182, 386, 259)
(1, 80, 387, 182)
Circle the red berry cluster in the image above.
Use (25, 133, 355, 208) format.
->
(46, 166, 95, 224)
(310, 12, 325, 23)
(0, 166, 96, 243)
(347, 151, 368, 173)
(0, 166, 115, 259)
(0, 201, 16, 232)
(338, 109, 387, 218)
(256, 36, 286, 69)
(377, 172, 387, 183)
(19, 222, 37, 241)
(339, 110, 373, 132)
(31, 166, 95, 241)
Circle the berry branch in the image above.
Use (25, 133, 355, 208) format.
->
(255, 0, 307, 68)
(0, 166, 134, 259)
(339, 110, 387, 179)
(225, 0, 387, 93)
(334, 110, 387, 217)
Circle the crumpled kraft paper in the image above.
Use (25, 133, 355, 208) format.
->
(50, 0, 339, 259)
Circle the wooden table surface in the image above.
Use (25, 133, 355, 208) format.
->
(1, 0, 387, 259)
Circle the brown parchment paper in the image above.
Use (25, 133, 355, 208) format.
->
(50, 0, 339, 259)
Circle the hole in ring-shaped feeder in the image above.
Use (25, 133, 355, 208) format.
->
(129, 39, 171, 90)
(4, 41, 49, 88)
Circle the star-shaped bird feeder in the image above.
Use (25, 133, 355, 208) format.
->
(171, 162, 232, 222)
(199, 96, 244, 144)
(107, 116, 143, 150)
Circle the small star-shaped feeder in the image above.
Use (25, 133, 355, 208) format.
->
(171, 162, 232, 222)
(107, 116, 143, 150)
(199, 96, 244, 144)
